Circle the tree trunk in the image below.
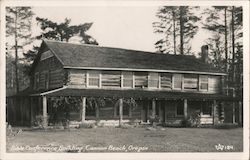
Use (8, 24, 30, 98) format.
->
(14, 8, 19, 93)
(231, 6, 236, 84)
(224, 7, 229, 95)
(179, 6, 184, 55)
(172, 9, 177, 54)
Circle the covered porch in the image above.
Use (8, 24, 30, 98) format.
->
(7, 88, 242, 128)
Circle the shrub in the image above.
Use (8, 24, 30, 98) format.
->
(79, 122, 96, 129)
(34, 115, 50, 129)
(180, 119, 192, 128)
(189, 111, 201, 127)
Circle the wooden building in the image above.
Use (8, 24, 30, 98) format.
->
(6, 40, 242, 127)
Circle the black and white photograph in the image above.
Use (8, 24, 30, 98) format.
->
(1, 0, 249, 160)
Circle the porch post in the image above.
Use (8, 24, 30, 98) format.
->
(184, 99, 188, 120)
(95, 103, 100, 120)
(42, 96, 48, 128)
(238, 101, 242, 126)
(152, 99, 156, 119)
(213, 100, 219, 125)
(159, 101, 162, 122)
(81, 97, 86, 122)
(119, 98, 123, 126)
(232, 103, 236, 124)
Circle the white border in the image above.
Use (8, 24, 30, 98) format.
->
(0, 1, 249, 160)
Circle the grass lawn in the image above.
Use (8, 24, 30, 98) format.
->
(6, 127, 243, 152)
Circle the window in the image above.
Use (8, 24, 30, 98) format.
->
(199, 75, 208, 91)
(209, 76, 220, 93)
(34, 72, 39, 89)
(201, 102, 212, 116)
(122, 71, 133, 88)
(173, 74, 182, 90)
(68, 70, 86, 86)
(88, 71, 100, 87)
(176, 101, 184, 116)
(44, 71, 49, 89)
(40, 50, 53, 61)
(148, 72, 159, 88)
(184, 74, 198, 90)
(134, 72, 148, 88)
(160, 73, 172, 89)
(102, 71, 121, 88)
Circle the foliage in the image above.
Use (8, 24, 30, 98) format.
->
(79, 122, 96, 129)
(34, 115, 50, 128)
(153, 6, 200, 54)
(6, 7, 34, 93)
(188, 111, 201, 127)
(180, 119, 192, 128)
(36, 17, 98, 44)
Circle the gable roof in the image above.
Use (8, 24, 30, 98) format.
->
(37, 40, 225, 75)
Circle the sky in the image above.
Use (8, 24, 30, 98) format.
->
(29, 6, 211, 55)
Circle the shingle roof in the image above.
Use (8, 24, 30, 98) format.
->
(43, 40, 224, 74)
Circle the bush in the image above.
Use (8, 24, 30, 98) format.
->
(34, 115, 50, 128)
(180, 119, 192, 128)
(189, 111, 201, 127)
(79, 122, 96, 129)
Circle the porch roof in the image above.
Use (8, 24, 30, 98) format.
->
(32, 88, 238, 101)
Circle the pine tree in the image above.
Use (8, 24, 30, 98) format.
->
(6, 7, 34, 93)
(153, 6, 200, 55)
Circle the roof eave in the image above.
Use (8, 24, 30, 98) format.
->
(63, 66, 227, 76)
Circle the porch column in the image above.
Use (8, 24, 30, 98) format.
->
(42, 96, 48, 128)
(159, 101, 162, 122)
(213, 100, 219, 125)
(30, 97, 34, 126)
(238, 101, 242, 126)
(184, 99, 188, 120)
(152, 99, 156, 119)
(95, 103, 100, 120)
(119, 98, 123, 126)
(232, 103, 236, 124)
(81, 97, 86, 122)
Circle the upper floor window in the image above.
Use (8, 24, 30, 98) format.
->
(34, 72, 39, 89)
(148, 72, 159, 88)
(88, 71, 100, 87)
(40, 50, 53, 61)
(160, 73, 172, 89)
(199, 75, 208, 91)
(44, 71, 50, 89)
(102, 71, 121, 88)
(209, 76, 220, 93)
(173, 74, 182, 90)
(134, 72, 148, 89)
(122, 71, 133, 88)
(183, 74, 198, 90)
(68, 70, 87, 86)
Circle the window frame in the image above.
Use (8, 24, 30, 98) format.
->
(173, 74, 182, 90)
(101, 71, 121, 88)
(199, 75, 209, 91)
(34, 72, 39, 89)
(176, 100, 184, 117)
(160, 73, 172, 90)
(134, 72, 148, 89)
(88, 70, 100, 88)
(183, 74, 198, 91)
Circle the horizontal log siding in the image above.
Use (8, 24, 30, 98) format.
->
(64, 69, 222, 94)
(32, 51, 64, 91)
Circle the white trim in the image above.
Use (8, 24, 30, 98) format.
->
(63, 66, 226, 76)
(30, 86, 68, 96)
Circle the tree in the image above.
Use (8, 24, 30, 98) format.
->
(36, 17, 98, 44)
(6, 7, 34, 93)
(203, 6, 243, 97)
(23, 17, 99, 69)
(153, 6, 200, 55)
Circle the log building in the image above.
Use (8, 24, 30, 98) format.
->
(6, 40, 242, 127)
